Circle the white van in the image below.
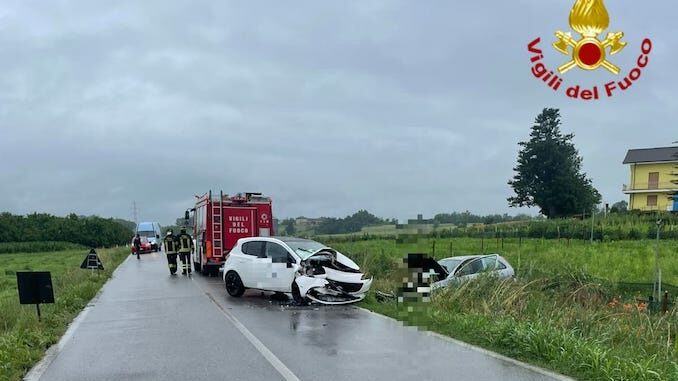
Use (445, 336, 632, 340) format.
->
(136, 222, 162, 252)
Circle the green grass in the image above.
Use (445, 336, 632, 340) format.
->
(323, 237, 678, 381)
(330, 237, 678, 286)
(0, 247, 129, 381)
(361, 277, 678, 381)
(0, 241, 85, 254)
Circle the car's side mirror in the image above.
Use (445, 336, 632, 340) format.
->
(286, 255, 296, 268)
(156, 235, 160, 239)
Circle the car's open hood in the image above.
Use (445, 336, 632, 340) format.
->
(305, 248, 361, 272)
(406, 253, 448, 278)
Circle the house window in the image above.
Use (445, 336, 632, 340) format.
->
(647, 195, 658, 207)
(648, 172, 659, 189)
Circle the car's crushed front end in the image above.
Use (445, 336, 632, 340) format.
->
(294, 249, 372, 305)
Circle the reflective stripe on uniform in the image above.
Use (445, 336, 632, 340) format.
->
(164, 237, 177, 253)
(178, 234, 192, 253)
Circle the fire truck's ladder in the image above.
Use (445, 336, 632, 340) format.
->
(212, 191, 223, 257)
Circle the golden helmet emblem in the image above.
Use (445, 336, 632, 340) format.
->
(553, 0, 626, 74)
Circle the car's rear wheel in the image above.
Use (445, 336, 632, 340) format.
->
(225, 271, 245, 297)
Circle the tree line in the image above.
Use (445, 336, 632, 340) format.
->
(280, 209, 539, 236)
(320, 212, 678, 243)
(0, 212, 134, 248)
(280, 210, 392, 235)
(432, 211, 536, 225)
(313, 210, 390, 234)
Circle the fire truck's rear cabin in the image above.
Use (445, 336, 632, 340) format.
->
(193, 192, 273, 276)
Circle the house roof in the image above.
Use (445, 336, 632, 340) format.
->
(623, 146, 678, 164)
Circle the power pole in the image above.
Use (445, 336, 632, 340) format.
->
(132, 201, 138, 226)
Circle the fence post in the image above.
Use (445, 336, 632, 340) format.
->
(654, 219, 662, 300)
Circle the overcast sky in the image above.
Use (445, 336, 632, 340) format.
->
(0, 1, 675, 226)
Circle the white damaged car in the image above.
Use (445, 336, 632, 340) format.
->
(222, 237, 372, 305)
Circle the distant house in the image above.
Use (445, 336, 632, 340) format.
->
(623, 146, 678, 212)
(407, 214, 434, 225)
(295, 217, 309, 225)
(294, 217, 324, 226)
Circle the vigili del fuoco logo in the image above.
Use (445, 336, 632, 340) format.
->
(528, 0, 652, 100)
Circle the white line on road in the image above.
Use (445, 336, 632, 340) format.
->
(197, 283, 301, 381)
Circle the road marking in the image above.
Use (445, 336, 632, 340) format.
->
(197, 283, 301, 381)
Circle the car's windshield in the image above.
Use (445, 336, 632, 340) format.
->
(279, 238, 328, 260)
(438, 258, 463, 273)
(138, 231, 156, 237)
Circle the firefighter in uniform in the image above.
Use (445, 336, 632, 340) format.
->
(177, 228, 194, 275)
(133, 233, 141, 260)
(163, 230, 178, 275)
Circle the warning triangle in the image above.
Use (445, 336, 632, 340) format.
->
(80, 249, 105, 270)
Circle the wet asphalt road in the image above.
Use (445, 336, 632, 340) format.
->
(34, 252, 570, 381)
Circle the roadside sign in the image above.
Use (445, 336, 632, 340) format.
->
(16, 271, 55, 319)
(80, 249, 105, 270)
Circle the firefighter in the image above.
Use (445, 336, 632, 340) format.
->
(133, 233, 141, 260)
(163, 230, 178, 275)
(177, 228, 194, 275)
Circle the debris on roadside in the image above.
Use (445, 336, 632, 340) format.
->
(375, 291, 396, 302)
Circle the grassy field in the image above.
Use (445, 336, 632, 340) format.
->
(322, 237, 678, 381)
(313, 213, 678, 241)
(329, 237, 678, 286)
(308, 223, 459, 238)
(0, 241, 85, 254)
(0, 247, 129, 381)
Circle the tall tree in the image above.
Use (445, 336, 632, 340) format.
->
(610, 200, 628, 213)
(508, 108, 601, 219)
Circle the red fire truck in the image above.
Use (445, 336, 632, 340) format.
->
(190, 191, 274, 276)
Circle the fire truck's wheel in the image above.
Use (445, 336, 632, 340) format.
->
(225, 271, 245, 297)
